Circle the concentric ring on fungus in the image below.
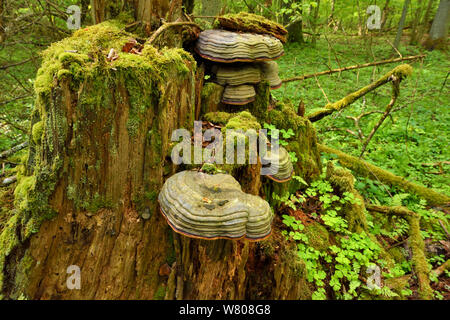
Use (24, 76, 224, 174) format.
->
(195, 29, 284, 64)
(158, 170, 273, 241)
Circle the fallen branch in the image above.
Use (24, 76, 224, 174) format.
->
(148, 21, 200, 44)
(359, 76, 401, 157)
(432, 259, 450, 278)
(283, 55, 424, 83)
(0, 141, 29, 160)
(0, 58, 32, 70)
(307, 65, 413, 122)
(318, 144, 450, 206)
(366, 204, 433, 300)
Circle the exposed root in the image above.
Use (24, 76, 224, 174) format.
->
(366, 204, 433, 299)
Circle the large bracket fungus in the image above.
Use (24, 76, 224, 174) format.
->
(158, 170, 273, 241)
(195, 29, 284, 63)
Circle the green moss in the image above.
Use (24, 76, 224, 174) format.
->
(153, 285, 166, 300)
(1, 20, 198, 294)
(308, 65, 413, 121)
(225, 111, 261, 132)
(248, 81, 270, 122)
(326, 162, 367, 233)
(303, 222, 330, 251)
(31, 121, 44, 145)
(216, 12, 287, 42)
(203, 111, 234, 125)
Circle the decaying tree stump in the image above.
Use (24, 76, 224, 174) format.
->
(0, 13, 323, 299)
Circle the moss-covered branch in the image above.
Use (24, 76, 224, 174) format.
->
(366, 204, 433, 300)
(319, 144, 450, 206)
(308, 65, 413, 122)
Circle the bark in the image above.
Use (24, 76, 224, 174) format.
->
(0, 142, 29, 160)
(286, 19, 305, 44)
(282, 55, 425, 84)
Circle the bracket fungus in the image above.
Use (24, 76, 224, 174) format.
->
(260, 61, 282, 89)
(261, 146, 294, 183)
(195, 29, 284, 63)
(196, 16, 285, 106)
(214, 64, 261, 86)
(158, 170, 273, 240)
(222, 84, 256, 105)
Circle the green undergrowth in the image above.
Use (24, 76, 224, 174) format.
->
(275, 159, 445, 300)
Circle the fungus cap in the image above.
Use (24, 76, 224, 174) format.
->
(214, 64, 261, 86)
(158, 171, 273, 240)
(195, 29, 284, 63)
(222, 84, 256, 105)
(260, 61, 282, 89)
(261, 146, 294, 182)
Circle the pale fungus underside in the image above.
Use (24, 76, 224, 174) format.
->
(158, 171, 273, 241)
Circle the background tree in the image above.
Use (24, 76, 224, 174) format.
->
(424, 0, 449, 49)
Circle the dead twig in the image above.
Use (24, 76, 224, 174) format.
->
(283, 55, 424, 83)
(359, 76, 401, 158)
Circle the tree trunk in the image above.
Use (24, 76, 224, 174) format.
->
(201, 0, 222, 17)
(418, 0, 435, 41)
(409, 1, 425, 44)
(0, 1, 322, 300)
(310, 0, 321, 46)
(380, 0, 391, 30)
(424, 0, 450, 49)
(393, 0, 410, 51)
(0, 0, 5, 44)
(328, 0, 335, 24)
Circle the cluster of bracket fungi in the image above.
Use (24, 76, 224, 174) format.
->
(158, 14, 294, 241)
(195, 17, 286, 105)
